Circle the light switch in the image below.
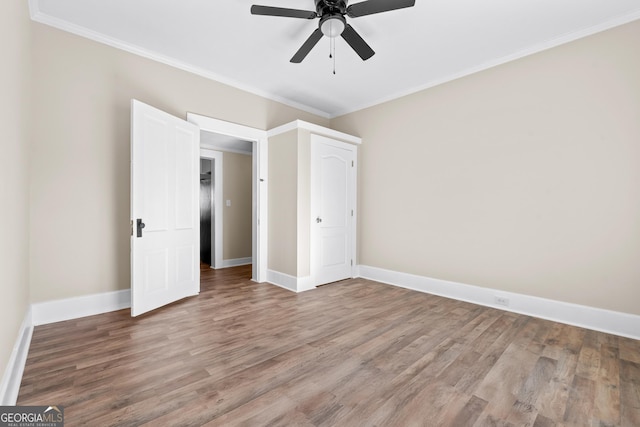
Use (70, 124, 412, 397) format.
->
(226, 200, 231, 207)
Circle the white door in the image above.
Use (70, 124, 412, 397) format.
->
(311, 134, 357, 286)
(131, 100, 200, 316)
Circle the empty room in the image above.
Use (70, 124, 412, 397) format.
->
(1, 0, 639, 425)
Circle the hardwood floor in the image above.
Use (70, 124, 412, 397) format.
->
(18, 265, 640, 426)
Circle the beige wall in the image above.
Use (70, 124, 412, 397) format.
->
(332, 20, 640, 315)
(0, 0, 32, 385)
(28, 22, 329, 303)
(222, 152, 252, 260)
(267, 129, 314, 278)
(268, 130, 298, 276)
(296, 130, 312, 277)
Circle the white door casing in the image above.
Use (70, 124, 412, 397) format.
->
(186, 113, 268, 283)
(131, 100, 200, 317)
(310, 134, 357, 286)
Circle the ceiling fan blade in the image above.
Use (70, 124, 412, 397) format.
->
(251, 5, 317, 19)
(291, 28, 324, 63)
(341, 24, 375, 60)
(346, 0, 415, 18)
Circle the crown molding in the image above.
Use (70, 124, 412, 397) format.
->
(27, 1, 332, 120)
(330, 11, 640, 118)
(267, 120, 361, 144)
(27, 1, 640, 121)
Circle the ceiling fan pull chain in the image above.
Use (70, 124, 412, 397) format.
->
(329, 35, 332, 58)
(329, 20, 333, 59)
(332, 37, 337, 74)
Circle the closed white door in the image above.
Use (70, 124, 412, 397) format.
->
(311, 134, 357, 286)
(131, 100, 200, 316)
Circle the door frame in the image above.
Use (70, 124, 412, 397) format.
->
(187, 113, 268, 283)
(199, 149, 223, 269)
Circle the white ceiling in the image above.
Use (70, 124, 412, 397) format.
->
(30, 0, 640, 118)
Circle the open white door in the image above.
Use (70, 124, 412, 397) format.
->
(311, 134, 357, 286)
(131, 100, 200, 316)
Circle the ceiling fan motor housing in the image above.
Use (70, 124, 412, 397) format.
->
(315, 0, 347, 16)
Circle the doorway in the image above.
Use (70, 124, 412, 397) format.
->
(199, 149, 223, 269)
(200, 130, 253, 276)
(200, 135, 253, 272)
(200, 144, 253, 269)
(200, 157, 215, 266)
(189, 112, 268, 283)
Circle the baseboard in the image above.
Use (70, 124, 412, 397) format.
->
(0, 307, 33, 405)
(220, 257, 252, 268)
(266, 270, 315, 293)
(352, 264, 361, 279)
(31, 289, 131, 326)
(358, 265, 640, 340)
(266, 270, 297, 292)
(297, 276, 316, 292)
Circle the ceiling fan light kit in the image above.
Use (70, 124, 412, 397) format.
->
(320, 14, 346, 38)
(250, 0, 416, 64)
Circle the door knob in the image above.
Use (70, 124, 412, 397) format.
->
(136, 218, 146, 237)
(316, 217, 322, 223)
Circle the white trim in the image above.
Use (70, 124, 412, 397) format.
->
(29, 1, 640, 119)
(266, 270, 298, 292)
(358, 265, 640, 340)
(255, 137, 268, 284)
(189, 113, 268, 283)
(189, 114, 267, 141)
(31, 290, 131, 326)
(27, 4, 331, 119)
(351, 154, 358, 280)
(0, 307, 33, 405)
(297, 276, 316, 292)
(332, 12, 640, 118)
(200, 149, 224, 270)
(220, 257, 253, 268)
(266, 270, 316, 293)
(353, 264, 361, 279)
(200, 144, 251, 156)
(267, 120, 362, 145)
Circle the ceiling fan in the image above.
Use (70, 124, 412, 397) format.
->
(251, 0, 416, 63)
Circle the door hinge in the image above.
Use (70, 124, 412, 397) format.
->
(130, 220, 133, 236)
(350, 259, 353, 266)
(351, 210, 354, 217)
(352, 160, 354, 167)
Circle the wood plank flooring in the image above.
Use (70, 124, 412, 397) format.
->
(18, 265, 640, 426)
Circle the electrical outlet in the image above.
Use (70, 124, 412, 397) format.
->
(494, 296, 510, 307)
